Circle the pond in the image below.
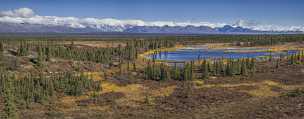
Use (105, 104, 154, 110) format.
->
(147, 47, 299, 61)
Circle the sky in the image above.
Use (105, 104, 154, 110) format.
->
(0, 0, 303, 26)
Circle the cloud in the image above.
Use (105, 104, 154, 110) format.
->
(0, 8, 303, 32)
(0, 8, 227, 29)
(0, 8, 35, 18)
(233, 19, 304, 32)
(233, 20, 259, 27)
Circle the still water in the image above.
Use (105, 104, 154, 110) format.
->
(148, 47, 298, 61)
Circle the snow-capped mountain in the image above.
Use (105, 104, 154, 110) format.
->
(0, 8, 303, 34)
(0, 22, 262, 34)
(124, 25, 215, 34)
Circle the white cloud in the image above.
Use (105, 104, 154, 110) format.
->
(0, 8, 35, 18)
(0, 8, 303, 32)
(233, 19, 304, 32)
(0, 8, 227, 29)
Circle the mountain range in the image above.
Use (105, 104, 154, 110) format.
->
(1, 21, 303, 34)
(0, 8, 303, 34)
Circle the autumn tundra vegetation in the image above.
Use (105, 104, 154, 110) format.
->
(0, 34, 304, 119)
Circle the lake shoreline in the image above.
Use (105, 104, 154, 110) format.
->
(141, 43, 303, 61)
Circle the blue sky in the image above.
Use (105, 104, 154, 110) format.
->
(0, 0, 303, 25)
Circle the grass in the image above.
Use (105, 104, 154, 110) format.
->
(247, 85, 279, 97)
(192, 79, 304, 97)
(151, 85, 176, 97)
(139, 44, 184, 59)
(284, 88, 304, 97)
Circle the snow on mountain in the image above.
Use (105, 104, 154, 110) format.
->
(233, 20, 304, 32)
(124, 25, 215, 34)
(0, 8, 303, 33)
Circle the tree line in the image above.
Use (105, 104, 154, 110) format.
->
(1, 39, 175, 65)
(178, 34, 304, 46)
(144, 49, 304, 81)
(0, 72, 101, 119)
(144, 58, 257, 81)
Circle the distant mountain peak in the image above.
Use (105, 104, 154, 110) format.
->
(0, 8, 303, 34)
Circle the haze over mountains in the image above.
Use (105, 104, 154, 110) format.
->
(0, 8, 303, 34)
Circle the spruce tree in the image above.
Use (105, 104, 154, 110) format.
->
(133, 62, 136, 71)
(240, 61, 248, 76)
(0, 41, 4, 52)
(183, 63, 192, 80)
(160, 64, 170, 80)
(275, 59, 280, 69)
(3, 74, 18, 119)
(201, 61, 209, 79)
(250, 59, 256, 75)
(226, 61, 233, 76)
(172, 64, 181, 80)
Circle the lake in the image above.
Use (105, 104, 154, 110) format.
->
(147, 47, 299, 61)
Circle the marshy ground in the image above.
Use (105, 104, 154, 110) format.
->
(1, 36, 304, 119)
(18, 61, 304, 119)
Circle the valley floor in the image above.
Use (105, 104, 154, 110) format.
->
(1, 38, 303, 119)
(17, 54, 304, 119)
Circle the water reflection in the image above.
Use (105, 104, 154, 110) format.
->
(148, 47, 298, 61)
